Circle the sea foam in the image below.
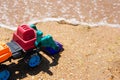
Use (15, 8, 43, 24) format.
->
(0, 17, 120, 31)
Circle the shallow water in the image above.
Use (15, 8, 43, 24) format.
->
(0, 0, 120, 29)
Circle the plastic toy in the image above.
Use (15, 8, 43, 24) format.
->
(0, 24, 63, 80)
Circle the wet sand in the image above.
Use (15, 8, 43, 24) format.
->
(0, 0, 120, 27)
(0, 22, 120, 80)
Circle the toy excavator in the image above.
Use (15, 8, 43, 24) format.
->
(0, 24, 63, 80)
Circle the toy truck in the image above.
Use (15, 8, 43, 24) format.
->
(0, 24, 63, 80)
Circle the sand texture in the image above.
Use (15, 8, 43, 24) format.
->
(0, 22, 120, 80)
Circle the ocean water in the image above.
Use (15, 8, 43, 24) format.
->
(0, 0, 120, 30)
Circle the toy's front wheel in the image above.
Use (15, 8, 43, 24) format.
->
(0, 65, 10, 80)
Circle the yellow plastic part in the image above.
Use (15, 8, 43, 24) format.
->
(0, 42, 12, 63)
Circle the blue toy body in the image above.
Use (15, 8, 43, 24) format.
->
(42, 41, 63, 55)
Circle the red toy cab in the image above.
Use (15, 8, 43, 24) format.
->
(13, 25, 36, 51)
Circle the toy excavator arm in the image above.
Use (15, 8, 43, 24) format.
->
(30, 24, 59, 50)
(40, 35, 59, 50)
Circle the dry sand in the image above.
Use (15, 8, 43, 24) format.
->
(0, 22, 120, 80)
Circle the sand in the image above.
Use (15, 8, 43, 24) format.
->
(0, 22, 120, 80)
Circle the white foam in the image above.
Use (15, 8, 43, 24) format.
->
(28, 17, 120, 27)
(0, 23, 17, 30)
(0, 17, 120, 31)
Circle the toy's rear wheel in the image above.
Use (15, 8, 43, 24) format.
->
(25, 52, 42, 68)
(0, 65, 10, 80)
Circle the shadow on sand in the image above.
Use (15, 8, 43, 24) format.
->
(8, 50, 63, 80)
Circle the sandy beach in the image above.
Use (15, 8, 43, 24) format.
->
(0, 22, 120, 80)
(0, 0, 120, 80)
